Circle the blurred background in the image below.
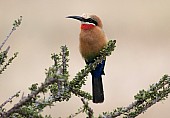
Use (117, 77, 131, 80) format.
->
(0, 0, 170, 117)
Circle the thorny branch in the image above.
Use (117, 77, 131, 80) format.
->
(102, 75, 170, 118)
(81, 98, 93, 118)
(0, 52, 19, 74)
(1, 78, 59, 117)
(0, 16, 22, 75)
(0, 16, 22, 50)
(0, 40, 116, 118)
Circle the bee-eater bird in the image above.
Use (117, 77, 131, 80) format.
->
(66, 13, 107, 103)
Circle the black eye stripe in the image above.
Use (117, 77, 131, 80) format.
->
(85, 18, 98, 26)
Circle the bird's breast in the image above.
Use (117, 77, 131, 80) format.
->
(79, 27, 107, 61)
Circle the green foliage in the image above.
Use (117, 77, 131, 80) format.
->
(0, 50, 8, 65)
(13, 16, 22, 30)
(0, 52, 18, 74)
(1, 40, 116, 118)
(29, 83, 39, 91)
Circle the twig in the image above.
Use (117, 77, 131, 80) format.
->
(5, 46, 10, 53)
(68, 107, 84, 118)
(0, 91, 20, 109)
(0, 16, 22, 50)
(61, 45, 68, 75)
(0, 52, 19, 74)
(81, 98, 93, 118)
(0, 28, 15, 51)
(68, 98, 93, 118)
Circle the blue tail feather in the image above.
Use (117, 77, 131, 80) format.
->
(86, 60, 105, 103)
(86, 60, 105, 78)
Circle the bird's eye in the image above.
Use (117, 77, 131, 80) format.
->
(87, 18, 98, 26)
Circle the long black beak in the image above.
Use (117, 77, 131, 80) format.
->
(66, 16, 86, 22)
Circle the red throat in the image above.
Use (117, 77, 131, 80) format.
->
(81, 24, 95, 30)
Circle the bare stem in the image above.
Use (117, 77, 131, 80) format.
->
(0, 91, 20, 109)
(0, 28, 15, 50)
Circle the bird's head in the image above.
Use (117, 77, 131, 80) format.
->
(66, 13, 103, 30)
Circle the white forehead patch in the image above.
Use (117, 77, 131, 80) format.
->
(81, 13, 90, 18)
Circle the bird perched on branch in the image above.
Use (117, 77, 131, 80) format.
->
(66, 13, 107, 103)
